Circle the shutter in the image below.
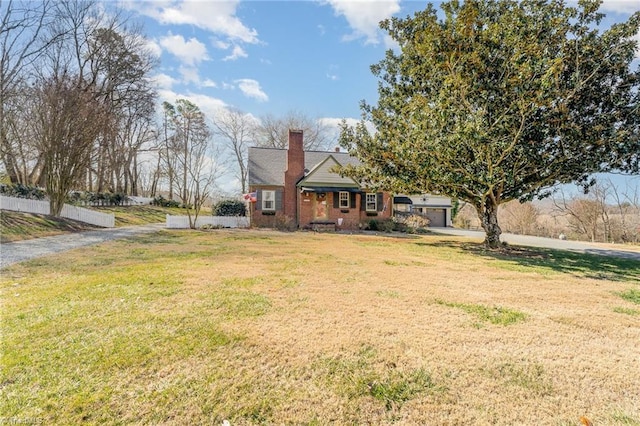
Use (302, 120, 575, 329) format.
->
(361, 193, 366, 211)
(350, 192, 356, 209)
(377, 192, 384, 211)
(333, 192, 339, 208)
(256, 190, 262, 211)
(275, 190, 283, 211)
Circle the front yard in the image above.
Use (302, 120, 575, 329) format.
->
(1, 229, 639, 424)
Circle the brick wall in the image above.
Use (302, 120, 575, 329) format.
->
(298, 192, 393, 230)
(284, 130, 304, 226)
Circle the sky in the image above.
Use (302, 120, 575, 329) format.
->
(118, 0, 640, 194)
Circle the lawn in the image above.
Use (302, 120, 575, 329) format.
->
(1, 230, 639, 425)
(0, 211, 98, 243)
(0, 205, 191, 242)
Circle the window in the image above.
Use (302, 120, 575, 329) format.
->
(366, 193, 377, 212)
(262, 190, 275, 211)
(339, 191, 350, 208)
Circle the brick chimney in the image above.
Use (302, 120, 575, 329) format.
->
(284, 130, 304, 224)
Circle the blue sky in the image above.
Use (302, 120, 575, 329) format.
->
(119, 0, 639, 193)
(123, 1, 638, 120)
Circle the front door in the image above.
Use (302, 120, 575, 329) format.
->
(313, 193, 328, 221)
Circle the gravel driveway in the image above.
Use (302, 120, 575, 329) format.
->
(429, 227, 640, 261)
(1, 224, 638, 269)
(1, 224, 165, 269)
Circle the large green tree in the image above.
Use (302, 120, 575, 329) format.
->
(338, 0, 640, 247)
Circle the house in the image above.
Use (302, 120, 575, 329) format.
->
(392, 194, 453, 227)
(247, 130, 393, 230)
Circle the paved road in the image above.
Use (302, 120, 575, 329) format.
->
(429, 227, 640, 261)
(0, 224, 165, 269)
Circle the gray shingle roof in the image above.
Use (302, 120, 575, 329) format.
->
(248, 147, 361, 186)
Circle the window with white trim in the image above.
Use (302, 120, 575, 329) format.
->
(339, 191, 350, 208)
(366, 193, 377, 211)
(262, 190, 275, 211)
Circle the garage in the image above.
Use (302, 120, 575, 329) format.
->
(425, 209, 446, 227)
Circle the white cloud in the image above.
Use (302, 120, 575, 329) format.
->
(214, 40, 231, 50)
(151, 73, 178, 90)
(175, 66, 220, 88)
(202, 79, 218, 88)
(178, 65, 201, 85)
(320, 117, 376, 140)
(234, 79, 268, 102)
(598, 0, 640, 14)
(325, 0, 400, 45)
(382, 33, 399, 50)
(223, 45, 248, 61)
(133, 0, 259, 44)
(144, 38, 163, 58)
(158, 89, 228, 122)
(160, 33, 209, 66)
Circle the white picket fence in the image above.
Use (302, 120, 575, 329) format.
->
(166, 214, 249, 229)
(0, 195, 115, 228)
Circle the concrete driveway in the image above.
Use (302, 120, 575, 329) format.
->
(429, 227, 640, 261)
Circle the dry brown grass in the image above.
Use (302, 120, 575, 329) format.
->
(2, 229, 639, 425)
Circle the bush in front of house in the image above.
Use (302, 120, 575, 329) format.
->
(403, 215, 430, 233)
(275, 214, 297, 232)
(364, 219, 396, 233)
(364, 215, 430, 234)
(213, 199, 246, 216)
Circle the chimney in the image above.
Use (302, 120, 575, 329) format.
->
(335, 147, 340, 153)
(284, 130, 304, 224)
(287, 129, 304, 176)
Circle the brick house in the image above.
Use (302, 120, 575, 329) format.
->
(247, 130, 393, 230)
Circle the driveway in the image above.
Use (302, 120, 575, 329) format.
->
(0, 224, 164, 269)
(429, 227, 640, 261)
(2, 224, 638, 269)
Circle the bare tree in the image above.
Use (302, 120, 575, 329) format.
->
(606, 178, 640, 243)
(163, 99, 216, 228)
(553, 184, 614, 243)
(253, 110, 333, 150)
(212, 108, 256, 194)
(37, 0, 156, 193)
(31, 73, 107, 216)
(498, 200, 539, 236)
(0, 0, 60, 184)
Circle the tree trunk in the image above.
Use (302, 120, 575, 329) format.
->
(477, 198, 502, 248)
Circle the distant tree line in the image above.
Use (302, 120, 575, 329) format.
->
(454, 179, 640, 244)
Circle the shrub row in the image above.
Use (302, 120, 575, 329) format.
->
(0, 183, 46, 200)
(212, 199, 246, 217)
(364, 215, 430, 234)
(68, 191, 129, 206)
